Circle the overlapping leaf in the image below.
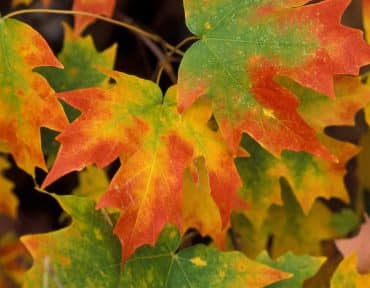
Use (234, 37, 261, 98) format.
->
(256, 251, 324, 288)
(229, 181, 355, 258)
(38, 24, 117, 95)
(236, 75, 369, 226)
(22, 194, 289, 287)
(42, 72, 241, 260)
(266, 180, 346, 258)
(73, 0, 116, 35)
(0, 156, 18, 218)
(179, 0, 370, 159)
(121, 225, 289, 288)
(331, 254, 370, 288)
(21, 194, 122, 287)
(0, 18, 68, 175)
(237, 134, 357, 226)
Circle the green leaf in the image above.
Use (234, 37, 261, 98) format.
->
(178, 0, 370, 159)
(256, 251, 324, 288)
(22, 194, 122, 288)
(121, 225, 289, 287)
(22, 195, 289, 287)
(37, 23, 117, 94)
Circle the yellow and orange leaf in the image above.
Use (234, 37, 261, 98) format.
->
(0, 19, 68, 175)
(42, 73, 241, 260)
(182, 158, 224, 247)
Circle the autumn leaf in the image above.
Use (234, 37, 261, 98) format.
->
(336, 215, 370, 274)
(331, 254, 370, 288)
(235, 75, 368, 226)
(21, 194, 123, 287)
(0, 18, 68, 175)
(73, 0, 116, 35)
(121, 225, 290, 288)
(0, 233, 31, 287)
(42, 73, 241, 260)
(256, 251, 325, 288)
(37, 23, 117, 95)
(0, 156, 18, 218)
(231, 179, 350, 258)
(182, 158, 224, 247)
(227, 212, 270, 259)
(236, 134, 356, 227)
(22, 194, 289, 287)
(178, 0, 370, 159)
(267, 180, 344, 257)
(73, 165, 109, 202)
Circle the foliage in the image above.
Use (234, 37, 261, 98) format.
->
(2, 0, 370, 286)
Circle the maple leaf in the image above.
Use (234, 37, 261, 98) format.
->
(42, 72, 241, 260)
(267, 180, 345, 258)
(0, 156, 18, 218)
(37, 23, 117, 95)
(235, 75, 369, 226)
(73, 0, 116, 35)
(335, 215, 370, 274)
(22, 194, 289, 287)
(0, 19, 68, 175)
(230, 180, 353, 258)
(256, 251, 325, 288)
(21, 194, 123, 287)
(121, 225, 290, 288)
(331, 254, 370, 288)
(237, 133, 357, 227)
(178, 0, 370, 159)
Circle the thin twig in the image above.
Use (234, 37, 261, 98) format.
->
(3, 8, 184, 57)
(117, 13, 177, 83)
(156, 35, 199, 84)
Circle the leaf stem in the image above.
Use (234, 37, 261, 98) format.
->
(156, 35, 199, 84)
(3, 8, 184, 56)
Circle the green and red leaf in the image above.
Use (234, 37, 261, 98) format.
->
(42, 72, 241, 260)
(0, 19, 68, 175)
(179, 0, 370, 159)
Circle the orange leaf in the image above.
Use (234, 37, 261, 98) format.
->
(43, 73, 241, 260)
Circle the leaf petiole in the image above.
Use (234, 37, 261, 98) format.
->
(2, 8, 184, 57)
